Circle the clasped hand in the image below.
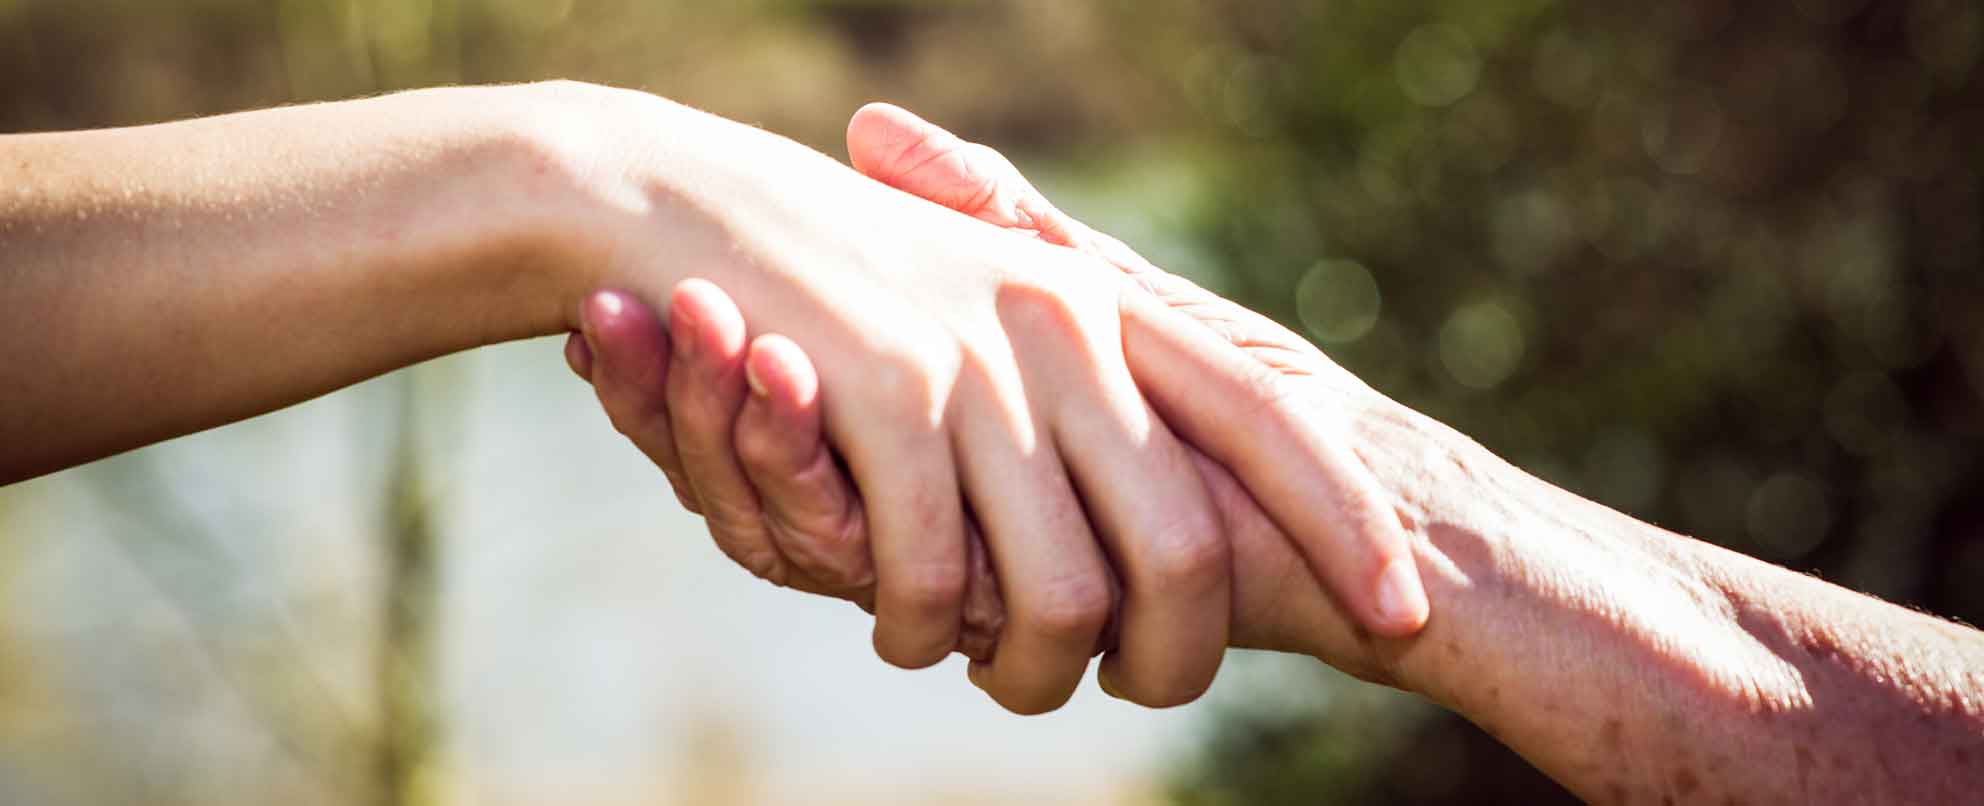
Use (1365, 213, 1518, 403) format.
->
(564, 101, 1430, 713)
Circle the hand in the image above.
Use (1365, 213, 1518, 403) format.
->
(544, 86, 1234, 713)
(567, 103, 1431, 691)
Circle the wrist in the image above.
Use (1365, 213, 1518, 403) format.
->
(337, 82, 642, 348)
(502, 81, 854, 332)
(461, 81, 677, 339)
(1344, 403, 1755, 707)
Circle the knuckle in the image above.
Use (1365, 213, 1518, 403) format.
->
(735, 547, 790, 588)
(703, 501, 771, 549)
(1020, 575, 1112, 644)
(1135, 513, 1231, 595)
(777, 509, 874, 590)
(994, 281, 1089, 342)
(867, 353, 945, 424)
(733, 421, 789, 472)
(888, 563, 967, 618)
(671, 427, 738, 469)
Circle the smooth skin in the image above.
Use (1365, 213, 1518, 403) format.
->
(0, 82, 1425, 714)
(571, 105, 1984, 803)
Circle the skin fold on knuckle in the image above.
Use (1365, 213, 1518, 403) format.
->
(882, 560, 968, 624)
(1016, 572, 1112, 648)
(1131, 509, 1232, 599)
(773, 506, 873, 590)
(733, 417, 797, 476)
(858, 351, 949, 433)
(713, 533, 789, 588)
(993, 279, 1103, 360)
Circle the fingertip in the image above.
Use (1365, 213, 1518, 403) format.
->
(847, 101, 927, 173)
(581, 288, 627, 328)
(670, 278, 748, 359)
(581, 289, 668, 350)
(1369, 555, 1430, 637)
(849, 101, 915, 135)
(576, 291, 620, 369)
(1096, 661, 1126, 701)
(745, 334, 820, 412)
(873, 626, 956, 671)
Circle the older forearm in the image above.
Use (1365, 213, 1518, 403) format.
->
(1374, 417, 1984, 803)
(0, 85, 601, 482)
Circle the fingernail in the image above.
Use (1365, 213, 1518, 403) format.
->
(1374, 557, 1430, 634)
(744, 357, 768, 398)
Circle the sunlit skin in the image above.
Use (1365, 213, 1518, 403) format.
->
(570, 105, 1984, 804)
(0, 81, 1425, 716)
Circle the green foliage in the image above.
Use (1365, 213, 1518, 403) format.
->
(1113, 2, 1984, 799)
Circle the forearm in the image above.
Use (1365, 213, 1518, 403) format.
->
(1368, 411, 1984, 803)
(1, 83, 644, 481)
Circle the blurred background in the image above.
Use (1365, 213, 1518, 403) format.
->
(1, 0, 1979, 803)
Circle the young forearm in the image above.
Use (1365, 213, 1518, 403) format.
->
(1371, 414, 1984, 803)
(0, 84, 623, 481)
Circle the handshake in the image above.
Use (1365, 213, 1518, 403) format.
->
(13, 81, 1972, 802)
(563, 101, 1435, 714)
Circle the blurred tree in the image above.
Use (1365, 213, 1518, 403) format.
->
(1096, 0, 1982, 801)
(376, 376, 444, 806)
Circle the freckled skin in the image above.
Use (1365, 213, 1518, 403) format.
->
(577, 101, 1984, 805)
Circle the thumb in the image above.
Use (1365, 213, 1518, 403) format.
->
(845, 102, 1085, 248)
(1120, 293, 1431, 638)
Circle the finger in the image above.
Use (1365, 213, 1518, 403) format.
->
(956, 524, 1006, 665)
(577, 290, 698, 514)
(1121, 293, 1430, 637)
(827, 370, 968, 669)
(564, 331, 594, 381)
(845, 102, 1088, 250)
(735, 332, 1008, 660)
(993, 283, 1228, 708)
(1055, 383, 1231, 709)
(950, 372, 1117, 714)
(665, 279, 789, 586)
(735, 334, 873, 591)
